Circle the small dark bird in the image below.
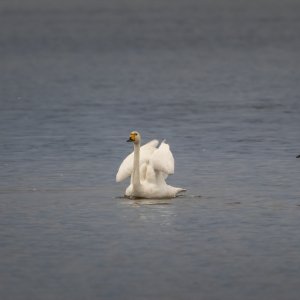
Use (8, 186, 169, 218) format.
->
(297, 155, 300, 158)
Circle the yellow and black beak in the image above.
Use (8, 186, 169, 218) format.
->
(127, 132, 136, 142)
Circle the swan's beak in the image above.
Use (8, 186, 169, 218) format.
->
(127, 132, 136, 142)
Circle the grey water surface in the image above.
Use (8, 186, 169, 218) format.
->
(1, 0, 300, 299)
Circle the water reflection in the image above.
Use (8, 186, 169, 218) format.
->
(124, 198, 172, 206)
(118, 196, 177, 226)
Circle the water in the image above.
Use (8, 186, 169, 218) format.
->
(1, 0, 300, 299)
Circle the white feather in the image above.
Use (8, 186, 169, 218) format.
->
(116, 139, 159, 182)
(151, 140, 175, 175)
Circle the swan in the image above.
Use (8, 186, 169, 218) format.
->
(116, 131, 186, 199)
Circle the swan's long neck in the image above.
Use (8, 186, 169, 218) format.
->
(132, 142, 141, 188)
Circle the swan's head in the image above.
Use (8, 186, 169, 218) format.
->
(127, 131, 141, 144)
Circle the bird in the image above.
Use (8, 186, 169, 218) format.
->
(116, 131, 186, 199)
(297, 155, 300, 158)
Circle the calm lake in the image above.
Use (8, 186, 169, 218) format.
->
(1, 0, 300, 299)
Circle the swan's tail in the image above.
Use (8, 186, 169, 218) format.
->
(175, 187, 186, 196)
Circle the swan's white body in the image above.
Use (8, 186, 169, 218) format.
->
(116, 132, 185, 199)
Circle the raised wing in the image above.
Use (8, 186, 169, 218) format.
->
(150, 140, 175, 175)
(116, 140, 159, 182)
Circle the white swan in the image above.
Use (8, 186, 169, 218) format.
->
(116, 131, 186, 199)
